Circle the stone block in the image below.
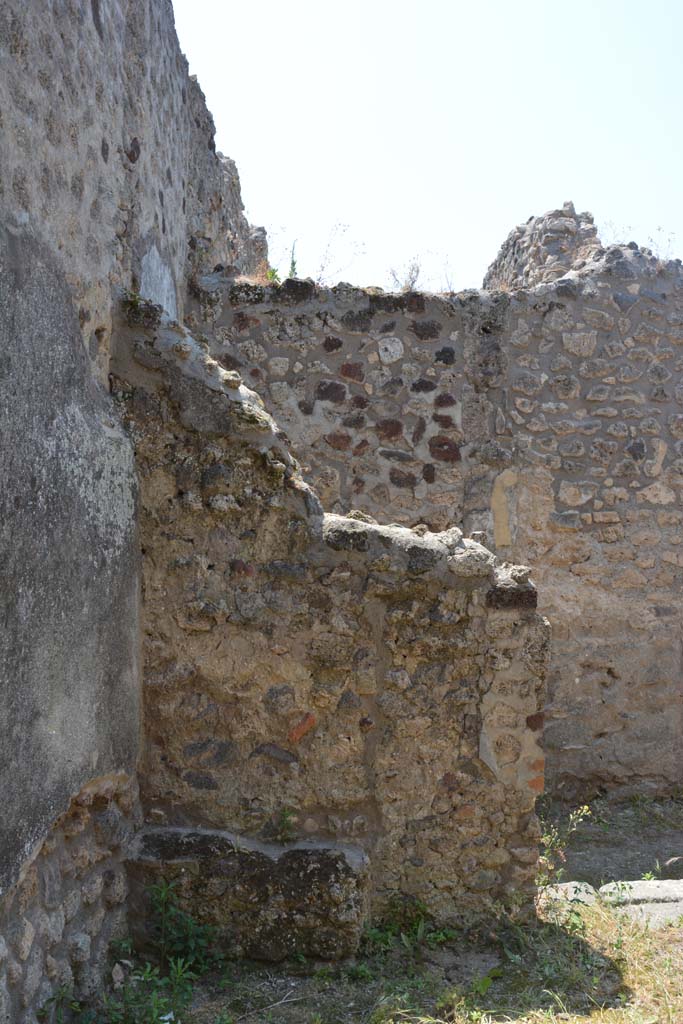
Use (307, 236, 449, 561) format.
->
(126, 828, 370, 961)
(599, 879, 683, 926)
(539, 881, 597, 905)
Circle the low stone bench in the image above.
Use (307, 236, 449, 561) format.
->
(126, 827, 370, 961)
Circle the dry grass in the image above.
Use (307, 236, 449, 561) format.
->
(240, 260, 277, 286)
(375, 901, 683, 1023)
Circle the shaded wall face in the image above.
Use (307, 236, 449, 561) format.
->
(0, 228, 139, 895)
(0, 226, 140, 1015)
(115, 318, 548, 921)
(190, 257, 683, 797)
(0, 776, 138, 1022)
(0, 0, 262, 1004)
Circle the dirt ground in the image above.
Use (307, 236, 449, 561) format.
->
(187, 943, 502, 1024)
(560, 794, 683, 885)
(184, 796, 683, 1024)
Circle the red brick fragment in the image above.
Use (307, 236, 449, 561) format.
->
(288, 712, 316, 744)
(428, 435, 461, 462)
(376, 418, 403, 441)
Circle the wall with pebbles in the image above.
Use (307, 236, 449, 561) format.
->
(113, 309, 549, 929)
(0, 776, 137, 1024)
(189, 206, 683, 798)
(1, 0, 264, 383)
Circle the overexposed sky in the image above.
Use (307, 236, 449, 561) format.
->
(172, 0, 683, 290)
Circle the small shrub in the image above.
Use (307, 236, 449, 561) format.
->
(121, 290, 162, 329)
(274, 806, 297, 843)
(250, 259, 280, 285)
(537, 803, 591, 885)
(344, 962, 375, 982)
(37, 987, 83, 1024)
(149, 877, 221, 973)
(361, 895, 456, 959)
(389, 258, 421, 293)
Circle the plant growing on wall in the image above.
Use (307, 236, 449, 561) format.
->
(389, 257, 421, 292)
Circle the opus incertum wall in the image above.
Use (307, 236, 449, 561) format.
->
(0, 0, 550, 1005)
(0, 0, 673, 1007)
(0, 0, 264, 1015)
(188, 204, 683, 800)
(113, 309, 548, 950)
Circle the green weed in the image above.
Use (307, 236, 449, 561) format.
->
(274, 806, 297, 843)
(537, 803, 592, 885)
(361, 896, 456, 960)
(149, 877, 221, 973)
(344, 962, 375, 982)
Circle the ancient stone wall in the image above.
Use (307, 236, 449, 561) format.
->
(0, 776, 138, 1023)
(5, 0, 679, 996)
(3, 0, 547, 990)
(483, 202, 602, 290)
(188, 210, 683, 798)
(0, 0, 264, 382)
(113, 310, 549, 935)
(0, 0, 264, 1005)
(0, 224, 139, 904)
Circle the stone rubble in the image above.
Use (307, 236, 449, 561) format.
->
(542, 878, 683, 927)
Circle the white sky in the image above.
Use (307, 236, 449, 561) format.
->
(172, 0, 683, 291)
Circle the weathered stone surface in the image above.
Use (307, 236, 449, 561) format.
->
(539, 882, 598, 906)
(0, 778, 138, 1021)
(127, 828, 369, 960)
(0, 0, 263, 1006)
(198, 210, 683, 799)
(599, 880, 683, 925)
(3, 0, 680, 994)
(484, 203, 601, 290)
(541, 877, 683, 926)
(0, 226, 139, 897)
(114, 313, 549, 924)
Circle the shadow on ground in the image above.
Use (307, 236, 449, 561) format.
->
(187, 905, 629, 1024)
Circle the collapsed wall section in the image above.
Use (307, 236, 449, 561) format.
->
(188, 214, 683, 798)
(483, 202, 602, 290)
(113, 311, 548, 946)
